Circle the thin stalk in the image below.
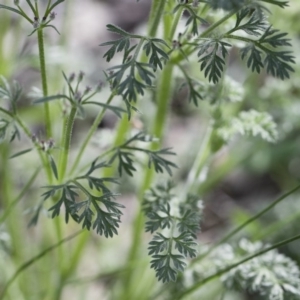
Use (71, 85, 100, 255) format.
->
(254, 210, 300, 241)
(59, 106, 77, 180)
(122, 62, 175, 299)
(176, 232, 300, 299)
(147, 0, 168, 37)
(70, 93, 115, 175)
(15, 115, 52, 182)
(62, 231, 90, 280)
(163, 0, 173, 41)
(0, 231, 83, 299)
(37, 28, 52, 138)
(181, 125, 213, 197)
(191, 183, 300, 264)
(169, 6, 184, 41)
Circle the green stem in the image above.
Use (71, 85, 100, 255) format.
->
(182, 125, 213, 197)
(0, 231, 83, 299)
(147, 0, 168, 37)
(169, 6, 184, 41)
(59, 106, 77, 180)
(15, 115, 52, 182)
(176, 232, 300, 299)
(122, 62, 175, 300)
(37, 28, 52, 138)
(191, 183, 300, 264)
(70, 93, 115, 175)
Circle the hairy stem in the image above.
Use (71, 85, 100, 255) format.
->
(37, 28, 52, 139)
(59, 107, 77, 180)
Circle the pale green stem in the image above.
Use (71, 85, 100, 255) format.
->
(122, 63, 175, 299)
(59, 106, 77, 180)
(37, 28, 52, 139)
(70, 93, 115, 175)
(15, 115, 52, 182)
(181, 125, 213, 198)
(147, 0, 168, 37)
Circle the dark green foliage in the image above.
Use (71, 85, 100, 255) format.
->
(207, 0, 288, 10)
(238, 26, 295, 79)
(143, 39, 169, 71)
(178, 71, 204, 106)
(109, 149, 137, 176)
(147, 148, 177, 176)
(229, 8, 268, 36)
(107, 62, 151, 103)
(240, 43, 264, 73)
(173, 3, 208, 36)
(143, 182, 203, 282)
(48, 154, 58, 180)
(101, 25, 170, 102)
(196, 39, 231, 84)
(208, 0, 247, 10)
(109, 132, 177, 177)
(31, 159, 124, 237)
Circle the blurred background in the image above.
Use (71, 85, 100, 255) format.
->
(0, 0, 300, 299)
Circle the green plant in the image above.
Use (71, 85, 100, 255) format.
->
(0, 0, 299, 299)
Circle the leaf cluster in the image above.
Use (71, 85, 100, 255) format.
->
(196, 39, 231, 84)
(143, 182, 203, 282)
(239, 25, 295, 80)
(188, 4, 294, 83)
(109, 132, 177, 177)
(100, 24, 170, 103)
(31, 159, 124, 237)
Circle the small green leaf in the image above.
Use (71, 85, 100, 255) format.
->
(106, 24, 131, 36)
(10, 148, 33, 159)
(82, 101, 127, 118)
(196, 39, 231, 84)
(48, 155, 59, 180)
(33, 94, 70, 104)
(0, 4, 25, 17)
